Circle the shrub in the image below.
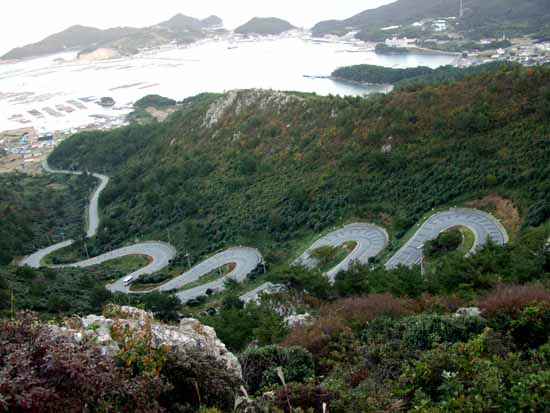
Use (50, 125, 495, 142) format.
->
(331, 294, 417, 331)
(159, 348, 241, 412)
(369, 265, 425, 298)
(240, 345, 314, 394)
(334, 263, 369, 297)
(478, 283, 550, 318)
(361, 314, 486, 383)
(283, 312, 351, 361)
(423, 228, 463, 258)
(509, 303, 550, 350)
(0, 313, 165, 412)
(274, 265, 334, 300)
(272, 383, 333, 413)
(400, 329, 550, 411)
(400, 314, 487, 351)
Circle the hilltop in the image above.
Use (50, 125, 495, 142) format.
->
(1, 14, 223, 60)
(235, 17, 296, 36)
(312, 0, 550, 41)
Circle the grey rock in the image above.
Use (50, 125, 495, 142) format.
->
(455, 307, 482, 317)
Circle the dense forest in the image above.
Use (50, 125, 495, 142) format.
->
(332, 62, 520, 86)
(332, 64, 433, 84)
(0, 172, 95, 265)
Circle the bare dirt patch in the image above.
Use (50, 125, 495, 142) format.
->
(145, 106, 177, 122)
(466, 194, 521, 234)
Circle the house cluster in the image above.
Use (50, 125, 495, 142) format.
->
(0, 131, 58, 166)
(466, 41, 550, 67)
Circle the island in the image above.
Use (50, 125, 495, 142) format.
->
(235, 17, 296, 36)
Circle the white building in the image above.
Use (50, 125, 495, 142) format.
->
(385, 37, 416, 48)
(433, 20, 447, 32)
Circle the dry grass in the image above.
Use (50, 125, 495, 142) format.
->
(466, 194, 521, 234)
(283, 294, 417, 355)
(478, 283, 550, 318)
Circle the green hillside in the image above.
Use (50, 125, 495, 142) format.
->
(0, 172, 96, 265)
(49, 65, 550, 267)
(331, 61, 519, 85)
(312, 0, 550, 40)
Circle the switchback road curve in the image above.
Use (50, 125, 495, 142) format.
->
(21, 161, 509, 303)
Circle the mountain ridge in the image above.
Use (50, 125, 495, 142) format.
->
(312, 0, 550, 40)
(1, 14, 224, 60)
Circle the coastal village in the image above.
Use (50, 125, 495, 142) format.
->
(374, 16, 550, 67)
(2, 14, 550, 174)
(0, 97, 127, 174)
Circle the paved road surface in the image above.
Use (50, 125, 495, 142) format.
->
(22, 161, 509, 304)
(159, 247, 263, 303)
(42, 160, 109, 238)
(22, 161, 263, 303)
(20, 240, 75, 268)
(105, 246, 262, 302)
(385, 208, 509, 270)
(295, 223, 389, 281)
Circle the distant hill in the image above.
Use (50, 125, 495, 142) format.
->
(235, 17, 296, 36)
(2, 14, 224, 60)
(332, 61, 519, 85)
(312, 0, 550, 40)
(156, 13, 221, 31)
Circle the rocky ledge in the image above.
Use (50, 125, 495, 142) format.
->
(51, 305, 242, 378)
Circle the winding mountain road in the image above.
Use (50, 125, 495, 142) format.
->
(385, 209, 509, 270)
(21, 160, 509, 303)
(295, 223, 389, 281)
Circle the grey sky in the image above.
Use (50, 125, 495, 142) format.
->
(0, 1, 395, 55)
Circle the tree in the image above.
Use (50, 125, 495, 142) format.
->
(274, 265, 334, 300)
(334, 262, 369, 297)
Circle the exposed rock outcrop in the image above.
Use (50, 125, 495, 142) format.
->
(53, 305, 242, 378)
(203, 89, 303, 128)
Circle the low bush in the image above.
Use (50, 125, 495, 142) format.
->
(272, 383, 334, 413)
(478, 283, 550, 318)
(160, 348, 241, 412)
(0, 313, 165, 412)
(399, 329, 550, 411)
(240, 345, 314, 394)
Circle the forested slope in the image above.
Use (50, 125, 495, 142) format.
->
(47, 65, 550, 267)
(0, 173, 95, 265)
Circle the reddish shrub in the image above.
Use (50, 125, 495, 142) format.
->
(328, 294, 418, 331)
(0, 313, 166, 413)
(478, 283, 550, 318)
(349, 368, 370, 388)
(283, 312, 350, 356)
(418, 293, 468, 314)
(283, 294, 416, 363)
